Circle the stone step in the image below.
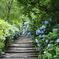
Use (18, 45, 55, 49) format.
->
(14, 42, 34, 44)
(8, 46, 35, 48)
(3, 53, 38, 58)
(5, 52, 38, 55)
(9, 44, 35, 47)
(7, 47, 36, 50)
(1, 57, 37, 59)
(5, 49, 38, 53)
(2, 35, 38, 59)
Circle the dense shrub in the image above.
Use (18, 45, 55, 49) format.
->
(23, 15, 59, 59)
(0, 19, 20, 57)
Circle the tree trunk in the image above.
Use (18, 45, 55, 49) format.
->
(6, 0, 13, 21)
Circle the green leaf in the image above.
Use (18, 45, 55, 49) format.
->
(46, 52, 52, 59)
(56, 47, 59, 55)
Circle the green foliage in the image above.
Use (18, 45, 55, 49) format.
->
(0, 19, 20, 55)
(0, 0, 24, 27)
(27, 15, 59, 59)
(23, 14, 59, 59)
(0, 0, 59, 58)
(18, 0, 59, 17)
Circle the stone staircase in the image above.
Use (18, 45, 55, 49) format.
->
(1, 35, 38, 59)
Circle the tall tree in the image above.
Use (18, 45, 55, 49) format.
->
(0, 0, 23, 26)
(17, 0, 59, 23)
(6, 0, 13, 20)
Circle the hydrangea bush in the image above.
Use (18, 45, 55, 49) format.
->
(23, 14, 59, 59)
(0, 19, 20, 57)
(22, 21, 31, 38)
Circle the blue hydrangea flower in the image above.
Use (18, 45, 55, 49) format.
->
(11, 37, 13, 39)
(1, 52, 5, 55)
(52, 28, 58, 32)
(37, 44, 42, 47)
(40, 27, 43, 30)
(39, 35, 46, 38)
(2, 38, 6, 42)
(56, 39, 59, 43)
(35, 39, 38, 43)
(24, 26, 26, 29)
(36, 29, 41, 35)
(48, 44, 51, 47)
(43, 51, 46, 53)
(0, 54, 2, 57)
(32, 18, 36, 21)
(37, 47, 43, 51)
(42, 35, 46, 38)
(23, 31, 27, 35)
(28, 32, 31, 35)
(7, 34, 10, 37)
(22, 31, 25, 35)
(12, 32, 15, 35)
(26, 28, 30, 32)
(48, 44, 51, 48)
(43, 29, 46, 31)
(44, 21, 48, 24)
(26, 32, 31, 38)
(8, 25, 11, 27)
(40, 31, 44, 34)
(46, 40, 48, 43)
(40, 25, 46, 30)
(39, 35, 42, 38)
(24, 22, 28, 26)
